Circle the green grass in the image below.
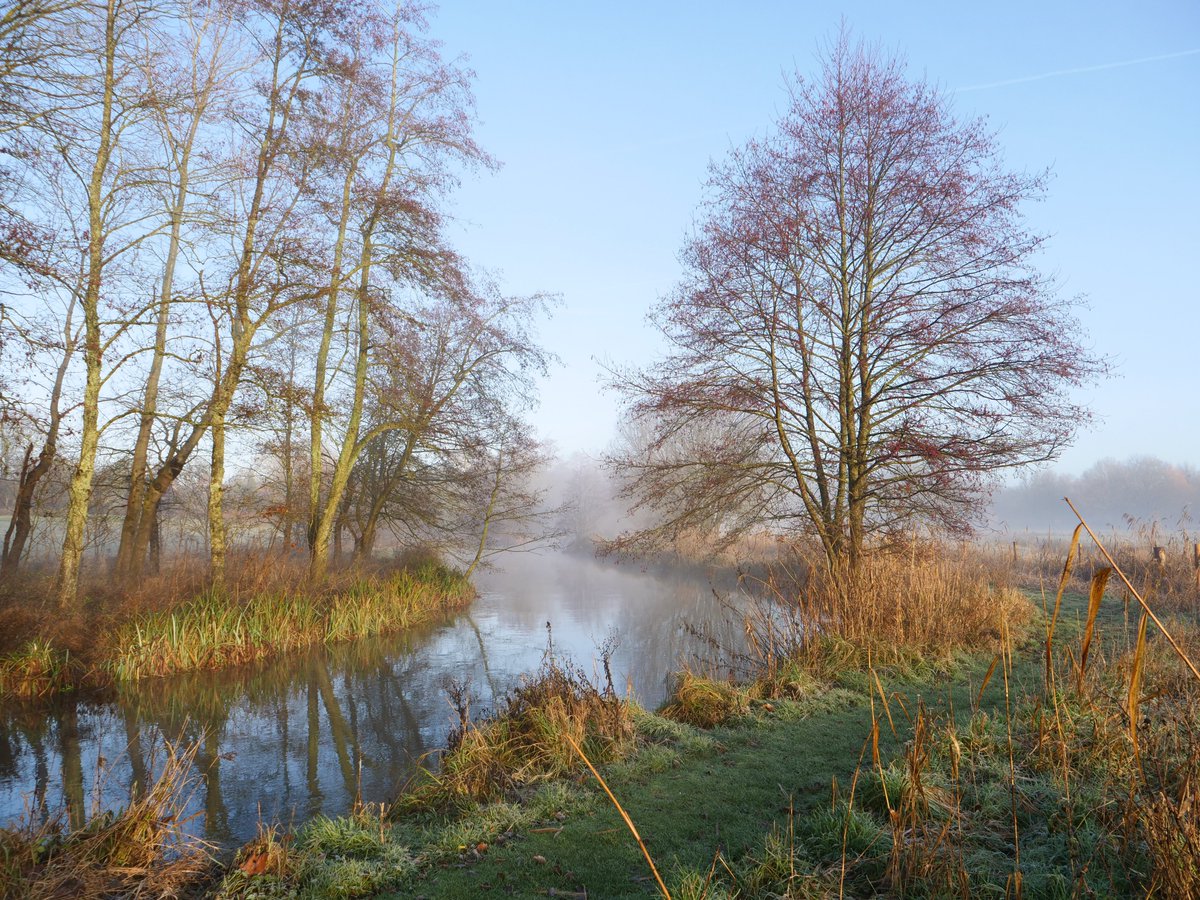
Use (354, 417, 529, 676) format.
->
(324, 595, 1046, 898)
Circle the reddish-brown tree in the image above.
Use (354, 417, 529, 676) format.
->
(612, 35, 1106, 569)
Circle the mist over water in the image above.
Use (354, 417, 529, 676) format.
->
(0, 553, 744, 848)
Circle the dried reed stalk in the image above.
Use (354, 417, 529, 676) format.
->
(1066, 498, 1200, 685)
(1077, 567, 1112, 691)
(562, 731, 671, 900)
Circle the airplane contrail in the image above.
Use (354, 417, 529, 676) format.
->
(955, 47, 1200, 93)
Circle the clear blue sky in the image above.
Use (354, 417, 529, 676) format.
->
(428, 1, 1200, 471)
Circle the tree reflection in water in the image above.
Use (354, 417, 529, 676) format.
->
(0, 554, 746, 846)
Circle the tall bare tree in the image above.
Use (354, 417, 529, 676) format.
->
(611, 34, 1106, 570)
(303, 3, 489, 580)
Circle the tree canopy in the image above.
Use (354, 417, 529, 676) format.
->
(610, 34, 1106, 568)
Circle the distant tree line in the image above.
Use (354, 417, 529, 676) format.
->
(0, 0, 553, 605)
(988, 457, 1200, 534)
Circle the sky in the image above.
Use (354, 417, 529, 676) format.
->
(425, 1, 1200, 472)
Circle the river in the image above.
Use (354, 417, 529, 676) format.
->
(0, 553, 745, 847)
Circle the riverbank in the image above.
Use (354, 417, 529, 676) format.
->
(214, 586, 1197, 898)
(0, 559, 474, 698)
(4, 548, 1197, 897)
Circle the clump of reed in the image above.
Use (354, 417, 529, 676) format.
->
(401, 639, 635, 810)
(659, 669, 751, 729)
(732, 543, 1031, 688)
(0, 741, 212, 898)
(0, 639, 79, 700)
(107, 564, 472, 682)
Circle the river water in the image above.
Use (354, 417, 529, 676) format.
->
(0, 554, 744, 847)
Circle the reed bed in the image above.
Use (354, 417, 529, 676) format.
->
(0, 639, 78, 700)
(997, 520, 1200, 614)
(724, 544, 1031, 684)
(107, 562, 472, 682)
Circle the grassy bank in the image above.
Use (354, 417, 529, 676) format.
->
(0, 559, 473, 697)
(6, 541, 1198, 897)
(9, 593, 1196, 897)
(214, 545, 1198, 898)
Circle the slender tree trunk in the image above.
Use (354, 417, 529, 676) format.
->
(465, 451, 503, 579)
(148, 502, 161, 573)
(2, 445, 35, 576)
(54, 0, 117, 608)
(308, 256, 371, 581)
(308, 163, 355, 553)
(115, 207, 188, 577)
(208, 410, 227, 586)
(308, 52, 407, 580)
(7, 307, 78, 578)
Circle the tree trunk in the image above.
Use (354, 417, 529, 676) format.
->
(208, 411, 227, 586)
(115, 239, 183, 577)
(148, 502, 162, 574)
(53, 0, 117, 609)
(355, 520, 377, 563)
(465, 451, 504, 579)
(2, 316, 73, 580)
(2, 445, 36, 577)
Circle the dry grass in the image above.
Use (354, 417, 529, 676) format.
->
(998, 520, 1200, 614)
(660, 670, 751, 729)
(0, 741, 213, 899)
(400, 639, 636, 810)
(793, 532, 1200, 898)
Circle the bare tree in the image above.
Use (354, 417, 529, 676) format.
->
(611, 34, 1106, 570)
(112, 0, 239, 579)
(303, 2, 489, 580)
(457, 420, 560, 578)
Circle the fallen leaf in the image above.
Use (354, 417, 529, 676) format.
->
(239, 851, 270, 876)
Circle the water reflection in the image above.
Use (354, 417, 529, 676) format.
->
(0, 554, 743, 846)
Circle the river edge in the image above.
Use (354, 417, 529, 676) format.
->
(204, 593, 1056, 898)
(9, 584, 1194, 897)
(221, 587, 1196, 898)
(5, 580, 1021, 897)
(0, 561, 475, 701)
